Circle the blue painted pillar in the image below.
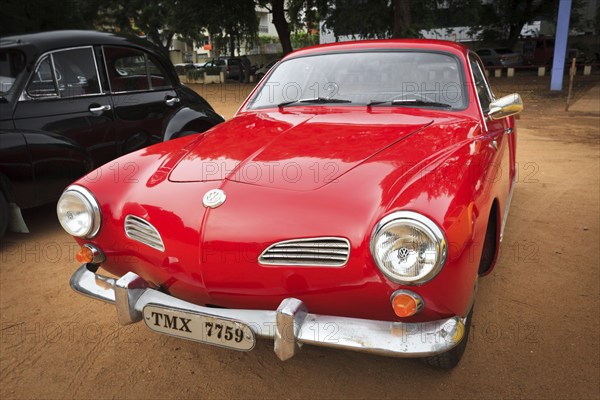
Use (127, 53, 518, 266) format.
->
(550, 0, 573, 91)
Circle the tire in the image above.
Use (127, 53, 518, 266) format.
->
(0, 191, 8, 238)
(478, 211, 497, 276)
(421, 305, 474, 369)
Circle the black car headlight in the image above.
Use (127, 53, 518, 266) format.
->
(371, 211, 447, 285)
(56, 185, 101, 238)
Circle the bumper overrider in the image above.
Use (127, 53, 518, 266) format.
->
(71, 264, 466, 360)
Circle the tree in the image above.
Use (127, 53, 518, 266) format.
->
(95, 0, 257, 56)
(392, 0, 411, 38)
(477, 0, 556, 46)
(324, 0, 392, 39)
(1, 0, 100, 36)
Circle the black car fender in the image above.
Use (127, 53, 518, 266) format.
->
(0, 128, 92, 209)
(163, 105, 225, 141)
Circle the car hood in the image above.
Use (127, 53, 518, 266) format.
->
(169, 110, 433, 191)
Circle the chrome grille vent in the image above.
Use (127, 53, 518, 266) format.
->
(259, 237, 350, 267)
(124, 215, 165, 252)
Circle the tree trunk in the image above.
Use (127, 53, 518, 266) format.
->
(229, 33, 235, 56)
(271, 0, 293, 55)
(392, 0, 411, 38)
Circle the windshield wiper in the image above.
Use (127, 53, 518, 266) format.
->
(392, 99, 452, 108)
(368, 99, 452, 109)
(278, 97, 352, 108)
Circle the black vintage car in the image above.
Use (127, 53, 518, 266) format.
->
(0, 30, 224, 236)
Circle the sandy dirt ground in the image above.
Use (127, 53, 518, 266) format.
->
(1, 76, 599, 399)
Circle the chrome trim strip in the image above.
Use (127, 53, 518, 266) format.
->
(70, 265, 466, 359)
(259, 237, 351, 267)
(500, 178, 517, 242)
(124, 215, 165, 252)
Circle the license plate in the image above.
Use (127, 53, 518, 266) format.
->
(143, 304, 256, 351)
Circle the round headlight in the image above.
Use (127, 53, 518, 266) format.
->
(371, 211, 447, 285)
(56, 185, 101, 238)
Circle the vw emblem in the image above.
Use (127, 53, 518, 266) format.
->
(203, 189, 226, 208)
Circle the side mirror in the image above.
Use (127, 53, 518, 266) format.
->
(488, 93, 523, 120)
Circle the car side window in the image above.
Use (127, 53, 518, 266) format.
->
(469, 55, 494, 112)
(26, 47, 101, 98)
(146, 56, 171, 89)
(103, 46, 172, 92)
(27, 56, 59, 97)
(477, 50, 491, 56)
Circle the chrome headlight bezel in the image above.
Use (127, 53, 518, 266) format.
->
(370, 211, 447, 285)
(56, 185, 101, 238)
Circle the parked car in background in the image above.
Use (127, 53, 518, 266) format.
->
(255, 59, 279, 80)
(566, 48, 587, 65)
(475, 48, 522, 67)
(522, 37, 554, 65)
(203, 57, 242, 80)
(523, 37, 588, 66)
(173, 62, 196, 75)
(0, 30, 224, 237)
(60, 39, 522, 369)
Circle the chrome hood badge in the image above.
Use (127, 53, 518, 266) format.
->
(203, 189, 226, 208)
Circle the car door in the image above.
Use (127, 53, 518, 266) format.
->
(469, 54, 515, 202)
(102, 46, 180, 152)
(12, 46, 116, 172)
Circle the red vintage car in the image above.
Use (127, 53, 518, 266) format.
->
(57, 39, 522, 369)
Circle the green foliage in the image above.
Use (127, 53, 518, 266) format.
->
(1, 0, 100, 36)
(290, 32, 319, 48)
(94, 0, 257, 54)
(324, 0, 392, 39)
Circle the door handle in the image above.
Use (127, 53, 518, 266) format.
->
(89, 104, 112, 113)
(165, 97, 180, 106)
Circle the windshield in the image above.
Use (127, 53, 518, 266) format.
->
(247, 51, 467, 110)
(0, 50, 26, 97)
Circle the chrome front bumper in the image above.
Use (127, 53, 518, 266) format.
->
(70, 264, 466, 360)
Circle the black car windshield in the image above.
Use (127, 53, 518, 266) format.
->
(0, 50, 26, 97)
(247, 51, 467, 110)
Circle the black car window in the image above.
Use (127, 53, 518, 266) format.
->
(27, 56, 59, 97)
(477, 49, 491, 56)
(469, 54, 494, 112)
(103, 46, 172, 92)
(0, 49, 26, 96)
(26, 47, 101, 99)
(146, 56, 171, 89)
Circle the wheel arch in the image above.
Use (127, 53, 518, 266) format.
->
(478, 198, 501, 276)
(163, 106, 224, 141)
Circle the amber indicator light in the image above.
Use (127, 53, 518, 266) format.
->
(392, 292, 420, 318)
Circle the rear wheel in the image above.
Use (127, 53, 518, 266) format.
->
(421, 305, 474, 369)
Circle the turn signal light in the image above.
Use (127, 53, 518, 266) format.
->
(391, 290, 424, 318)
(76, 246, 93, 263)
(75, 244, 105, 264)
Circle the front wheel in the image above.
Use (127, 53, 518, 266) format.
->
(421, 305, 474, 369)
